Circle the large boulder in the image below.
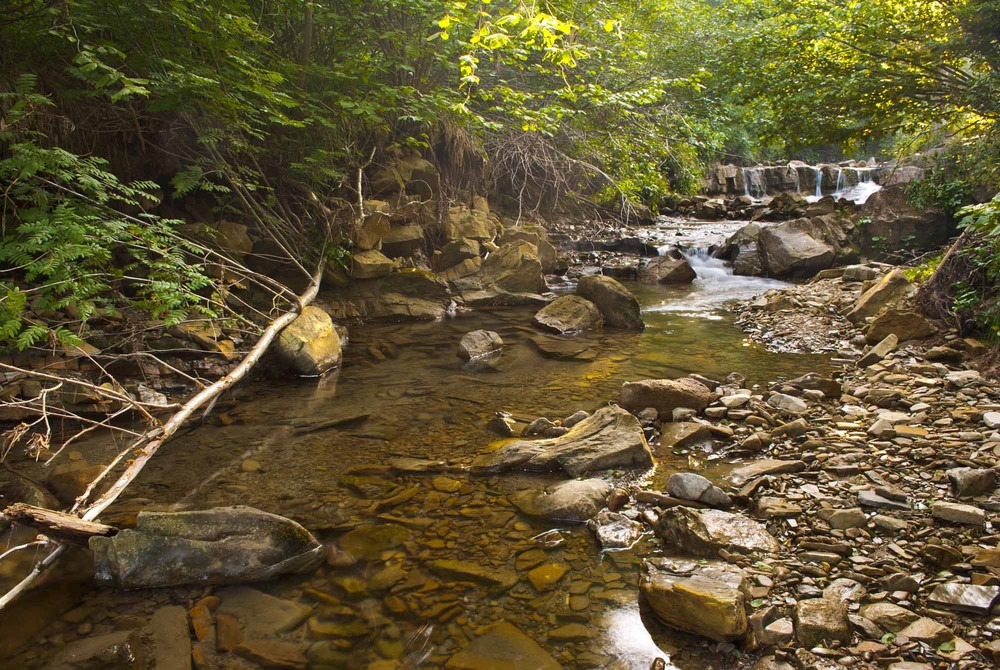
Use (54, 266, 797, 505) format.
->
(471, 405, 653, 477)
(655, 506, 780, 556)
(350, 249, 394, 279)
(845, 268, 916, 324)
(434, 238, 481, 272)
(442, 205, 500, 242)
(509, 479, 612, 522)
(638, 257, 697, 284)
(619, 377, 716, 420)
(355, 200, 392, 250)
(576, 275, 644, 330)
(860, 184, 952, 257)
(481, 241, 546, 293)
(758, 218, 836, 278)
(320, 268, 452, 322)
(721, 223, 766, 277)
(379, 225, 424, 258)
(640, 558, 751, 642)
(865, 308, 936, 343)
(500, 224, 562, 274)
(90, 507, 324, 588)
(532, 295, 603, 334)
(276, 306, 343, 376)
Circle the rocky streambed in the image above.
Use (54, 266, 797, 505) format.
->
(3, 220, 998, 670)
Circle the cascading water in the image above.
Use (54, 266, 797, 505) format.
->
(814, 167, 823, 198)
(742, 167, 767, 200)
(645, 247, 787, 320)
(833, 167, 880, 204)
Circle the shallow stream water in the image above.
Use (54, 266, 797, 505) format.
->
(4, 221, 832, 669)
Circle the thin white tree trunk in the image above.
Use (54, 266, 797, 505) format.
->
(0, 269, 323, 611)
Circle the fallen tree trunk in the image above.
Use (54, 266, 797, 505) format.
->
(0, 267, 323, 611)
(2, 503, 117, 545)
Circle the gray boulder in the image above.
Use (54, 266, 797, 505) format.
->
(666, 472, 731, 508)
(576, 275, 644, 330)
(471, 405, 653, 477)
(758, 218, 836, 278)
(458, 330, 503, 360)
(655, 506, 780, 556)
(587, 509, 642, 548)
(638, 256, 697, 284)
(90, 506, 323, 588)
(860, 185, 952, 257)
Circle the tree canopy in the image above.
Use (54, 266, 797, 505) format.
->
(1, 0, 998, 346)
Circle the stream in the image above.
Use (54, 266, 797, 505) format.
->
(5, 220, 833, 669)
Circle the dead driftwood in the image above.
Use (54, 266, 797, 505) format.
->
(2, 503, 117, 545)
(0, 269, 323, 611)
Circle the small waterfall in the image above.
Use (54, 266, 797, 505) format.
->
(814, 167, 823, 198)
(834, 168, 845, 196)
(834, 167, 880, 204)
(742, 167, 767, 200)
(644, 247, 788, 319)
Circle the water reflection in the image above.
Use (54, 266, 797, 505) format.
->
(603, 604, 679, 670)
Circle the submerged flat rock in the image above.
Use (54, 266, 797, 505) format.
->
(446, 622, 560, 670)
(509, 479, 611, 522)
(471, 405, 652, 477)
(90, 506, 323, 588)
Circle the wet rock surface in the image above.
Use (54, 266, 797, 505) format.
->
(471, 405, 653, 476)
(90, 506, 324, 588)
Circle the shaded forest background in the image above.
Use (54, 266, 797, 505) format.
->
(2, 0, 1000, 347)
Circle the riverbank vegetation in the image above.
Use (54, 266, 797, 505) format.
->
(2, 1, 999, 349)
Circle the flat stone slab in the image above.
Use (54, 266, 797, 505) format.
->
(217, 587, 313, 638)
(728, 459, 806, 487)
(471, 405, 652, 477)
(427, 560, 517, 592)
(931, 501, 985, 526)
(927, 583, 1000, 615)
(858, 489, 910, 510)
(446, 622, 560, 670)
(530, 335, 597, 361)
(640, 558, 749, 642)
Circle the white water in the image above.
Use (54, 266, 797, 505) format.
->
(644, 248, 787, 320)
(834, 168, 880, 203)
(742, 167, 767, 200)
(804, 166, 881, 204)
